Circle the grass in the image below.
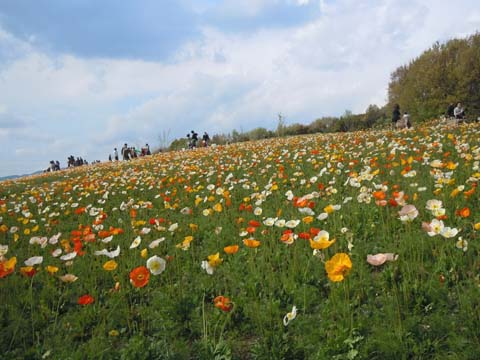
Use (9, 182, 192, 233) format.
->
(1, 120, 480, 359)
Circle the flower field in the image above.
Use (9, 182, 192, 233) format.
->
(1, 121, 480, 359)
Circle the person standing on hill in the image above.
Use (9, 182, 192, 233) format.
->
(122, 144, 130, 160)
(114, 148, 119, 161)
(392, 104, 401, 129)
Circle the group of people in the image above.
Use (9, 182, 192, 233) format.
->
(67, 156, 89, 167)
(391, 104, 412, 129)
(186, 130, 210, 149)
(392, 102, 470, 129)
(446, 102, 466, 123)
(46, 160, 61, 172)
(45, 156, 91, 172)
(110, 143, 151, 161)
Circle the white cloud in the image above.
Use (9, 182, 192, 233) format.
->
(1, 0, 480, 176)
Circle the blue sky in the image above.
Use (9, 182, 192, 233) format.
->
(0, 0, 479, 176)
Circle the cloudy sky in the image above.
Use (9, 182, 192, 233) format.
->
(0, 0, 479, 177)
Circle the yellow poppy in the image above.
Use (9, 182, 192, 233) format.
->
(46, 266, 59, 275)
(207, 252, 223, 267)
(325, 253, 352, 282)
(103, 260, 118, 271)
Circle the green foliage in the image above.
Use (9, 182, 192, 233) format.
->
(388, 33, 480, 122)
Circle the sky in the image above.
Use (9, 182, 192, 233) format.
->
(0, 0, 479, 177)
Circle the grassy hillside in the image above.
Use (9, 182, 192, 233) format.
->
(1, 120, 480, 359)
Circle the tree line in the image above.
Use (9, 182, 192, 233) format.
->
(166, 32, 479, 150)
(388, 32, 480, 121)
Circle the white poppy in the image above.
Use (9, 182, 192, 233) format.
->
(149, 238, 166, 249)
(24, 256, 43, 266)
(283, 306, 298, 326)
(146, 255, 166, 275)
(130, 236, 142, 249)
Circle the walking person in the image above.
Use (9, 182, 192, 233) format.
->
(191, 130, 198, 148)
(202, 132, 210, 147)
(114, 148, 119, 161)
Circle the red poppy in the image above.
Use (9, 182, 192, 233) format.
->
(20, 266, 37, 277)
(129, 266, 150, 288)
(298, 232, 311, 240)
(78, 294, 94, 305)
(248, 220, 261, 227)
(213, 296, 233, 312)
(246, 226, 257, 234)
(74, 207, 86, 215)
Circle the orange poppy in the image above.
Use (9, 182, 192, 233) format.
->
(129, 266, 150, 288)
(213, 296, 233, 312)
(372, 191, 386, 200)
(456, 207, 470, 218)
(83, 233, 96, 242)
(0, 257, 17, 278)
(78, 294, 94, 305)
(224, 245, 239, 254)
(109, 227, 124, 235)
(243, 239, 261, 248)
(98, 230, 111, 239)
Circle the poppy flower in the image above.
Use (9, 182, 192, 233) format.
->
(366, 253, 398, 266)
(46, 265, 59, 275)
(213, 296, 233, 312)
(129, 266, 150, 288)
(243, 239, 261, 248)
(146, 255, 166, 275)
(103, 260, 118, 271)
(283, 305, 297, 326)
(59, 274, 78, 283)
(98, 230, 111, 239)
(0, 256, 17, 278)
(280, 232, 296, 245)
(455, 207, 470, 218)
(309, 230, 335, 250)
(224, 245, 239, 254)
(207, 253, 223, 268)
(246, 226, 257, 234)
(20, 266, 36, 277)
(298, 232, 311, 240)
(325, 253, 352, 282)
(78, 294, 94, 305)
